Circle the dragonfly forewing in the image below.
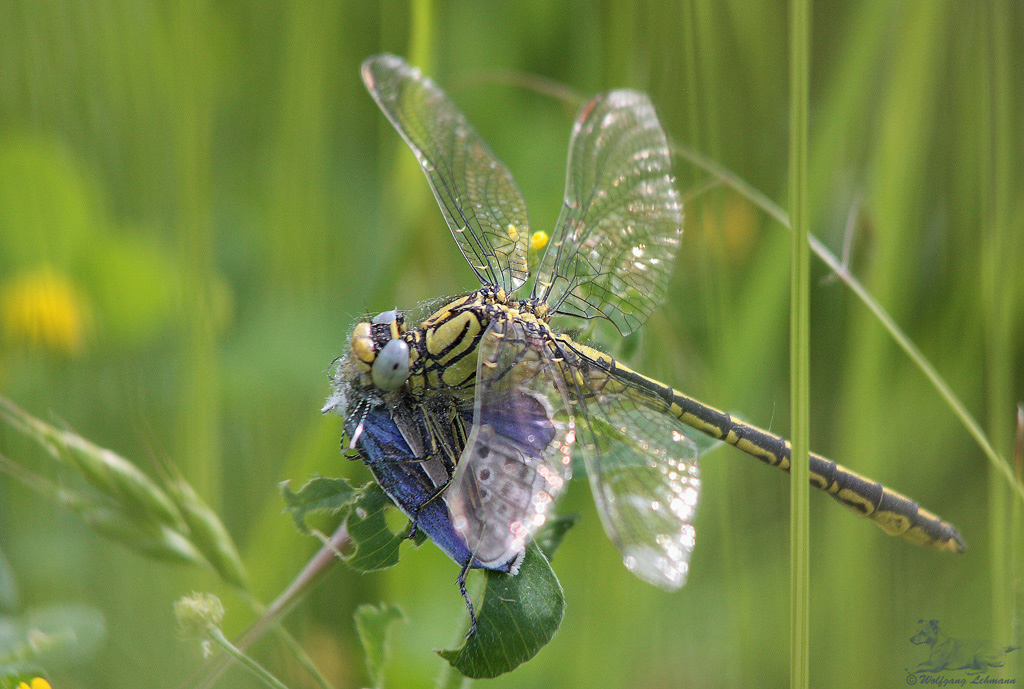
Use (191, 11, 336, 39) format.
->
(362, 54, 530, 292)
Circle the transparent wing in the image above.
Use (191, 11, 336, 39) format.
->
(362, 54, 530, 292)
(445, 317, 575, 568)
(568, 358, 702, 589)
(533, 90, 682, 335)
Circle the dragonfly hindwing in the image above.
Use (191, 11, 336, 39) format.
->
(446, 316, 575, 569)
(567, 350, 702, 590)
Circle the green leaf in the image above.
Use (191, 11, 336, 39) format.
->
(438, 542, 564, 679)
(534, 513, 579, 561)
(342, 487, 405, 573)
(282, 478, 407, 573)
(280, 476, 359, 533)
(354, 603, 405, 689)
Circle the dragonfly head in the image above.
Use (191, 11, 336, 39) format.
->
(349, 309, 413, 392)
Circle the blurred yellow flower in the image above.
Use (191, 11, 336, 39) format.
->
(16, 678, 52, 689)
(700, 192, 760, 266)
(0, 265, 90, 356)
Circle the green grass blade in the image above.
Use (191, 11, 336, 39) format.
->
(787, 0, 811, 687)
(169, 0, 221, 506)
(982, 0, 1017, 645)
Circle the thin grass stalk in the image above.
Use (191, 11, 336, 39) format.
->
(191, 524, 349, 689)
(267, 0, 336, 291)
(408, 0, 434, 72)
(984, 0, 1014, 644)
(435, 573, 483, 689)
(682, 4, 750, 684)
(403, 5, 458, 687)
(170, 0, 221, 506)
(1014, 404, 1024, 682)
(788, 0, 810, 687)
(366, 0, 437, 304)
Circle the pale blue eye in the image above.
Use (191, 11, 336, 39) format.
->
(372, 309, 398, 325)
(371, 338, 410, 391)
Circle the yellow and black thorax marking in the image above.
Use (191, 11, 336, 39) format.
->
(410, 288, 555, 393)
(349, 287, 555, 397)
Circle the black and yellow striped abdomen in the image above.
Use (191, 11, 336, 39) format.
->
(567, 338, 966, 553)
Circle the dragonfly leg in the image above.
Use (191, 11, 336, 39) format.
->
(457, 560, 478, 637)
(402, 520, 422, 542)
(399, 469, 455, 541)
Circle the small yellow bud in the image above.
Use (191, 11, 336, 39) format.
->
(530, 231, 549, 252)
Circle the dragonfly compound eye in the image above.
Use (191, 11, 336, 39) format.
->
(349, 322, 375, 372)
(371, 308, 406, 335)
(371, 309, 397, 323)
(371, 337, 410, 391)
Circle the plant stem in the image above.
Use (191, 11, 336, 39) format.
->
(190, 524, 349, 689)
(788, 0, 811, 687)
(209, 628, 291, 689)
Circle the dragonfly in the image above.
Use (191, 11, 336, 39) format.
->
(324, 53, 964, 626)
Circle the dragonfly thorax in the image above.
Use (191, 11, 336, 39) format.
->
(346, 288, 555, 399)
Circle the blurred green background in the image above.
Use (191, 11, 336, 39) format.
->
(1, 1, 1022, 687)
